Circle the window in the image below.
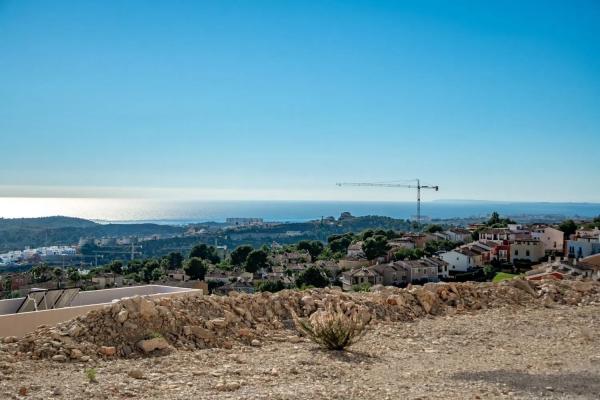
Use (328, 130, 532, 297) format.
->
(526, 250, 530, 257)
(514, 250, 519, 256)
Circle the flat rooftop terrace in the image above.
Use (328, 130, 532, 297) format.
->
(0, 285, 202, 337)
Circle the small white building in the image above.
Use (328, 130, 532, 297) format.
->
(439, 249, 477, 272)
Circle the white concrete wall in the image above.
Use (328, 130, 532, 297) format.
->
(440, 251, 471, 272)
(0, 286, 202, 338)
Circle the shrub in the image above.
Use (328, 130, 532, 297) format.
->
(146, 331, 163, 339)
(85, 368, 97, 383)
(293, 305, 371, 351)
(352, 282, 371, 292)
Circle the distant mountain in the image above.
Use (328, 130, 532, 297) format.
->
(0, 216, 186, 253)
(0, 216, 98, 231)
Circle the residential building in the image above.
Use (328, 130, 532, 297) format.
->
(531, 226, 564, 254)
(444, 228, 472, 243)
(392, 259, 439, 283)
(346, 242, 365, 258)
(388, 238, 416, 250)
(439, 248, 478, 272)
(567, 235, 600, 259)
(481, 240, 510, 262)
(341, 267, 383, 290)
(225, 218, 264, 226)
(369, 264, 404, 286)
(511, 239, 545, 262)
(91, 273, 123, 288)
(272, 251, 311, 265)
(166, 269, 189, 282)
(479, 228, 511, 242)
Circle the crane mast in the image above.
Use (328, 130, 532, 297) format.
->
(336, 179, 439, 227)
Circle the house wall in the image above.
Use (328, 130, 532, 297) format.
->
(532, 227, 564, 253)
(511, 241, 545, 262)
(567, 238, 600, 259)
(440, 251, 472, 272)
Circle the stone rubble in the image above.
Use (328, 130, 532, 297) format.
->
(0, 279, 598, 363)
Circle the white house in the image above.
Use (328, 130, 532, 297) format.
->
(439, 249, 477, 272)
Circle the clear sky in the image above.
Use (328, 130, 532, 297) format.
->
(1, 0, 599, 202)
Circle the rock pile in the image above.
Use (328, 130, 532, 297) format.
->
(2, 279, 599, 362)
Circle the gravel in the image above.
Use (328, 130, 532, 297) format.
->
(1, 303, 599, 399)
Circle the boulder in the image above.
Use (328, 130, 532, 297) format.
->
(99, 346, 117, 356)
(116, 310, 129, 324)
(69, 349, 83, 359)
(137, 338, 169, 353)
(127, 369, 145, 379)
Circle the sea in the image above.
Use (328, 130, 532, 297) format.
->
(1, 198, 599, 225)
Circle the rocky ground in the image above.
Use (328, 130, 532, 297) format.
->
(0, 303, 599, 399)
(1, 280, 599, 399)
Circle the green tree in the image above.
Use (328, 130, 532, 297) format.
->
(245, 249, 268, 273)
(189, 243, 220, 264)
(328, 234, 353, 254)
(559, 219, 577, 238)
(107, 260, 123, 274)
(296, 266, 329, 288)
(165, 252, 184, 269)
(257, 280, 286, 293)
(53, 268, 64, 288)
(425, 224, 444, 233)
(126, 260, 143, 274)
(361, 230, 375, 240)
(362, 235, 390, 260)
(394, 247, 424, 261)
(67, 267, 81, 283)
(184, 257, 208, 280)
(297, 240, 324, 261)
(488, 211, 501, 226)
(230, 245, 254, 266)
(30, 263, 50, 283)
(151, 267, 164, 282)
(2, 276, 12, 293)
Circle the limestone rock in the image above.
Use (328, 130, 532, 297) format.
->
(116, 310, 129, 324)
(99, 346, 117, 356)
(137, 338, 169, 353)
(127, 369, 145, 379)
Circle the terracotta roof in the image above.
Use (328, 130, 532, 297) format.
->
(580, 253, 600, 269)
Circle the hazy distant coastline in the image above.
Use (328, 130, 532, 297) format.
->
(1, 199, 599, 224)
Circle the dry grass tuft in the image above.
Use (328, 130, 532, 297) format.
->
(293, 304, 371, 350)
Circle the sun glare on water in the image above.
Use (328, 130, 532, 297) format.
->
(0, 198, 137, 221)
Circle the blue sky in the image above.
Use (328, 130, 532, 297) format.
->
(1, 0, 599, 202)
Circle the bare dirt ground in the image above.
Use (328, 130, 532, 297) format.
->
(1, 303, 599, 399)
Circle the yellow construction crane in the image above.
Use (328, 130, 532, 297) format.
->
(336, 179, 439, 227)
